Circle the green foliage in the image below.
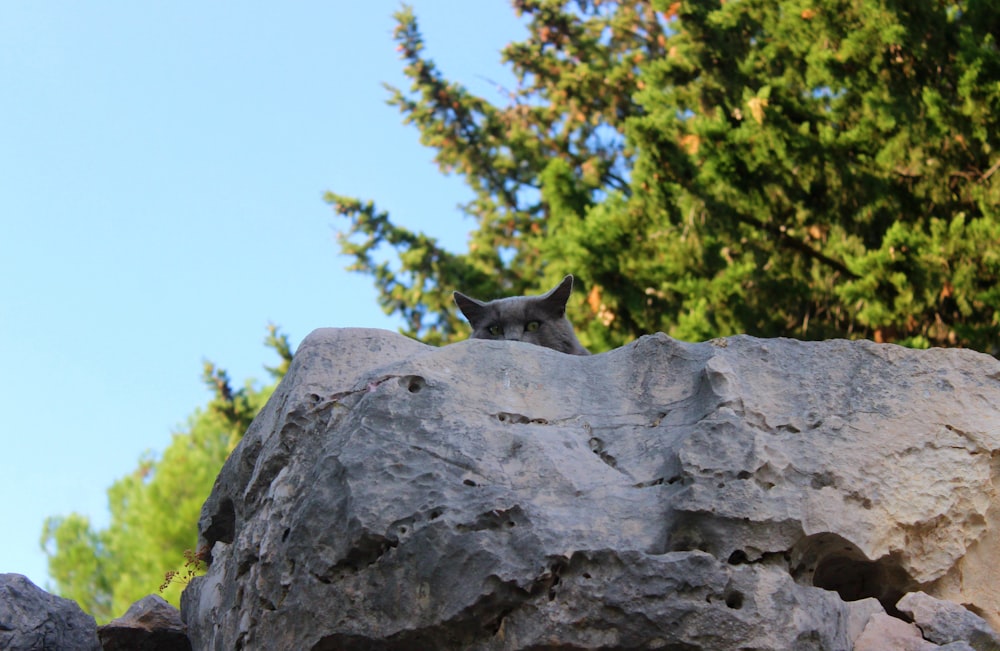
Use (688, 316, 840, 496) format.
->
(159, 547, 207, 595)
(329, 1, 999, 354)
(40, 514, 113, 622)
(41, 327, 293, 622)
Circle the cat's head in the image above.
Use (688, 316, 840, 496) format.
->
(453, 275, 588, 354)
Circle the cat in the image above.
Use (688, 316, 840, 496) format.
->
(453, 275, 591, 355)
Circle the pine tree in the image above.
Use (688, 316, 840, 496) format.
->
(329, 0, 999, 354)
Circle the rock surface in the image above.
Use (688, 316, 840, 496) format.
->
(98, 593, 192, 651)
(853, 613, 950, 651)
(0, 573, 101, 651)
(897, 592, 1000, 651)
(181, 328, 1000, 650)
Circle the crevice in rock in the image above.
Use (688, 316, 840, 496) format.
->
(339, 533, 397, 570)
(844, 490, 874, 509)
(311, 577, 536, 651)
(456, 506, 526, 533)
(313, 533, 398, 583)
(202, 497, 235, 553)
(544, 558, 568, 602)
(237, 438, 263, 483)
(243, 439, 291, 512)
(236, 552, 258, 578)
(490, 607, 512, 635)
(790, 532, 916, 618)
(963, 601, 989, 621)
(810, 471, 837, 490)
(494, 412, 549, 425)
(665, 513, 720, 555)
(311, 374, 427, 413)
(588, 436, 618, 469)
(648, 411, 668, 427)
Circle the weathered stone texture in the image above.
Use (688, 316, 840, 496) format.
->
(98, 593, 192, 651)
(898, 591, 1000, 651)
(181, 328, 1000, 650)
(0, 573, 101, 651)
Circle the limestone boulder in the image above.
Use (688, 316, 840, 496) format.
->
(853, 613, 952, 651)
(897, 591, 1000, 651)
(181, 328, 1000, 650)
(0, 573, 101, 651)
(98, 593, 191, 651)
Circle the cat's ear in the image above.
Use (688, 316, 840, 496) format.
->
(454, 291, 487, 325)
(540, 275, 575, 316)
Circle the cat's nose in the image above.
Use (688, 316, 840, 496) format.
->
(503, 332, 522, 342)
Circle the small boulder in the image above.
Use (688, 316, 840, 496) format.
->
(897, 591, 1000, 651)
(98, 594, 191, 651)
(854, 612, 943, 651)
(0, 573, 101, 651)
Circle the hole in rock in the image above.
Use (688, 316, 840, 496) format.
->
(791, 532, 915, 618)
(547, 560, 566, 601)
(727, 550, 748, 565)
(496, 412, 534, 424)
(458, 507, 526, 533)
(281, 528, 291, 542)
(811, 471, 836, 489)
(670, 538, 711, 554)
(203, 497, 236, 554)
(963, 602, 989, 620)
(463, 479, 478, 487)
(400, 375, 426, 393)
(724, 590, 744, 609)
(333, 533, 396, 573)
(666, 514, 718, 555)
(491, 609, 512, 636)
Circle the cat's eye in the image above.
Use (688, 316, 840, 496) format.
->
(525, 321, 540, 332)
(488, 324, 502, 336)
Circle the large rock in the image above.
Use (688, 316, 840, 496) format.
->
(181, 328, 1000, 650)
(98, 593, 191, 651)
(0, 573, 101, 651)
(897, 592, 1000, 651)
(854, 612, 953, 651)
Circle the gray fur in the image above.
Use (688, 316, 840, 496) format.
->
(453, 275, 590, 355)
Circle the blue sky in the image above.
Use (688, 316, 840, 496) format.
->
(0, 2, 523, 590)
